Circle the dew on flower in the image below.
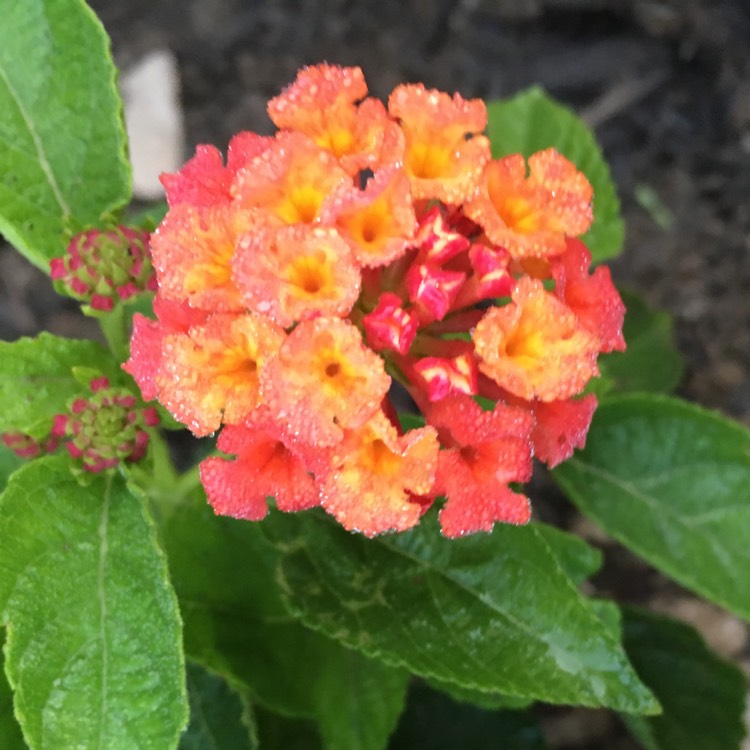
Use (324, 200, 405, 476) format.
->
(472, 276, 600, 402)
(317, 410, 439, 536)
(465, 148, 593, 259)
(157, 312, 285, 436)
(232, 224, 361, 327)
(261, 317, 390, 446)
(132, 63, 625, 537)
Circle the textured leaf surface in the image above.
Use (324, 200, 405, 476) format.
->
(390, 681, 548, 750)
(486, 86, 623, 262)
(0, 630, 27, 749)
(534, 523, 602, 585)
(0, 0, 130, 269)
(161, 489, 408, 749)
(0, 457, 187, 749)
(554, 394, 750, 620)
(262, 510, 657, 713)
(0, 444, 24, 494)
(179, 662, 257, 750)
(311, 642, 408, 750)
(424, 524, 602, 712)
(0, 334, 119, 438)
(598, 290, 683, 394)
(621, 608, 747, 750)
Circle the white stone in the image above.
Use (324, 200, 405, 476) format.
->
(121, 50, 184, 201)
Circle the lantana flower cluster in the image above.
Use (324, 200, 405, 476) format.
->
(125, 64, 625, 537)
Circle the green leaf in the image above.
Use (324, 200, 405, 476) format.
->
(533, 522, 603, 585)
(424, 678, 532, 712)
(0, 457, 187, 749)
(620, 607, 747, 750)
(554, 394, 750, 621)
(311, 644, 408, 750)
(598, 290, 683, 394)
(262, 510, 657, 713)
(486, 86, 624, 262)
(0, 333, 119, 438)
(0, 444, 24, 494)
(160, 488, 326, 716)
(0, 629, 27, 749)
(179, 662, 257, 750)
(390, 681, 548, 750)
(0, 0, 130, 270)
(160, 488, 409, 750)
(255, 709, 322, 750)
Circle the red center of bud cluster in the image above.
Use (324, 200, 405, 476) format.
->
(124, 64, 625, 537)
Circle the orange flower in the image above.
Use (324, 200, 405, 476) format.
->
(151, 202, 265, 312)
(233, 224, 361, 327)
(318, 410, 438, 536)
(321, 165, 416, 267)
(472, 277, 600, 401)
(261, 317, 390, 446)
(388, 83, 490, 204)
(124, 295, 208, 402)
(465, 148, 593, 258)
(428, 395, 533, 537)
(200, 409, 320, 521)
(267, 64, 402, 175)
(231, 131, 350, 225)
(157, 312, 285, 436)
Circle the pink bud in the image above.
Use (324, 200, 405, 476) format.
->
(413, 206, 469, 264)
(453, 244, 513, 309)
(406, 263, 465, 323)
(413, 353, 478, 402)
(362, 293, 418, 355)
(66, 442, 84, 459)
(90, 377, 110, 392)
(90, 294, 114, 311)
(49, 258, 67, 279)
(116, 282, 139, 300)
(71, 398, 88, 414)
(51, 414, 69, 436)
(469, 244, 512, 298)
(70, 278, 90, 295)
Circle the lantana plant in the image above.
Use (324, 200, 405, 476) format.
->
(0, 3, 747, 750)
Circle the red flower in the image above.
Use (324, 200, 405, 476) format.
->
(201, 409, 320, 520)
(428, 395, 534, 536)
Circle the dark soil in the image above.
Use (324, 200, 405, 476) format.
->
(1, 1, 749, 748)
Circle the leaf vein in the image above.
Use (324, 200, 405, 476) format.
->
(0, 64, 71, 217)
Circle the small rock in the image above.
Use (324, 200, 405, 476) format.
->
(121, 50, 185, 200)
